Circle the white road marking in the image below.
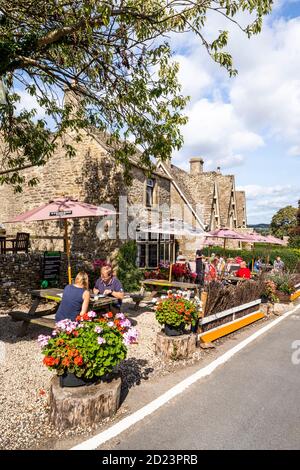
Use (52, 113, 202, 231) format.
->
(71, 303, 300, 450)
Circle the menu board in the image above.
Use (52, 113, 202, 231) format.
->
(42, 251, 61, 286)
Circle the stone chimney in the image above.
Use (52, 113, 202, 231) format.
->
(189, 157, 204, 174)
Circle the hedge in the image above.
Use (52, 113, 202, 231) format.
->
(201, 246, 300, 272)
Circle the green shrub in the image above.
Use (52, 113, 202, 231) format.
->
(116, 241, 143, 292)
(267, 272, 295, 294)
(202, 247, 300, 272)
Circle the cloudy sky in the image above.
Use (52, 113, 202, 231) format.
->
(170, 0, 300, 225)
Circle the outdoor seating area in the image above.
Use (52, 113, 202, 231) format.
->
(0, 198, 300, 450)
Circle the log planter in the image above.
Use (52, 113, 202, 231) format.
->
(49, 373, 121, 432)
(276, 291, 293, 304)
(155, 331, 197, 360)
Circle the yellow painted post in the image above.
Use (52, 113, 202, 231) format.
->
(64, 219, 72, 284)
(169, 263, 173, 282)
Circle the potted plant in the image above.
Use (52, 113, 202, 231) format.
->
(154, 294, 199, 336)
(263, 279, 279, 303)
(38, 311, 138, 387)
(268, 272, 295, 303)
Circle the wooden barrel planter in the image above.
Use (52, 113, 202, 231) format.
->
(155, 331, 197, 360)
(49, 373, 121, 432)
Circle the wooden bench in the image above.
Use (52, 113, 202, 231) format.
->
(9, 310, 55, 335)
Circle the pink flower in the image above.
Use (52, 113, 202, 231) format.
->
(123, 328, 138, 346)
(94, 326, 103, 334)
(115, 313, 125, 320)
(88, 311, 97, 318)
(107, 321, 114, 327)
(97, 337, 106, 345)
(120, 318, 131, 328)
(37, 335, 51, 348)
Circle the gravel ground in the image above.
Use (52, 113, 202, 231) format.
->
(0, 299, 291, 450)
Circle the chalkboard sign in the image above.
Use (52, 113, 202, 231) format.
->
(42, 251, 61, 287)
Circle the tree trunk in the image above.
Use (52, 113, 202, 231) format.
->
(49, 374, 121, 432)
(155, 331, 197, 360)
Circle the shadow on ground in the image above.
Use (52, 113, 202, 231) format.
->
(117, 357, 154, 405)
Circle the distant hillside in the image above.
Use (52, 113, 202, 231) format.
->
(248, 223, 270, 234)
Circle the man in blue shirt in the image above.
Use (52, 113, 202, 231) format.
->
(93, 265, 124, 309)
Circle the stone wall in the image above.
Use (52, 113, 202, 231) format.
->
(0, 252, 111, 310)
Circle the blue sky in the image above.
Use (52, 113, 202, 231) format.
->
(170, 1, 300, 225)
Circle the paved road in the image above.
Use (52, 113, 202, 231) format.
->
(106, 306, 300, 450)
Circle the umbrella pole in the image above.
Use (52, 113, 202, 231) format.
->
(64, 219, 72, 284)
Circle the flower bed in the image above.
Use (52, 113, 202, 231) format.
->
(143, 262, 197, 283)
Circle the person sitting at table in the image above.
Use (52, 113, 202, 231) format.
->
(273, 256, 285, 272)
(235, 261, 251, 279)
(176, 251, 186, 264)
(205, 258, 218, 283)
(94, 264, 124, 309)
(55, 271, 90, 322)
(253, 258, 262, 273)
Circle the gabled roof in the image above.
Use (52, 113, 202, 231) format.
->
(91, 129, 170, 180)
(157, 160, 243, 230)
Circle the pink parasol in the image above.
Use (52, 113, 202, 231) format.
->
(263, 234, 286, 246)
(207, 228, 251, 241)
(5, 198, 117, 283)
(6, 197, 115, 222)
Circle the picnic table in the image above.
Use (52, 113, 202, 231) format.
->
(141, 279, 200, 300)
(9, 288, 118, 336)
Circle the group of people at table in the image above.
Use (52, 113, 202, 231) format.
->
(56, 253, 285, 322)
(178, 251, 285, 287)
(56, 265, 124, 323)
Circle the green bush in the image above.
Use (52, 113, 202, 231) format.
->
(201, 246, 300, 272)
(116, 241, 143, 292)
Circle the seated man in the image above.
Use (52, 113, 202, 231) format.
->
(235, 261, 251, 279)
(93, 265, 124, 309)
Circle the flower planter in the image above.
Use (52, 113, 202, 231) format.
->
(156, 331, 196, 360)
(59, 372, 100, 388)
(50, 374, 121, 432)
(276, 291, 292, 304)
(164, 323, 186, 337)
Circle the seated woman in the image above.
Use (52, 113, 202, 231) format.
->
(55, 271, 90, 322)
(235, 261, 251, 279)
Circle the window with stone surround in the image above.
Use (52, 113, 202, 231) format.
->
(146, 178, 155, 207)
(136, 231, 173, 268)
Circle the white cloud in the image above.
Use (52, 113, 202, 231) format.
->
(172, 97, 264, 170)
(288, 145, 300, 156)
(238, 184, 299, 223)
(237, 184, 297, 200)
(171, 13, 300, 171)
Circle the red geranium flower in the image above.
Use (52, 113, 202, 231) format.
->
(74, 356, 83, 366)
(43, 356, 56, 367)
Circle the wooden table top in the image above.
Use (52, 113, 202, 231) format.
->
(142, 279, 198, 289)
(31, 288, 118, 307)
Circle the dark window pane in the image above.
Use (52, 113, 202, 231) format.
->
(146, 186, 153, 207)
(138, 244, 146, 268)
(148, 244, 158, 268)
